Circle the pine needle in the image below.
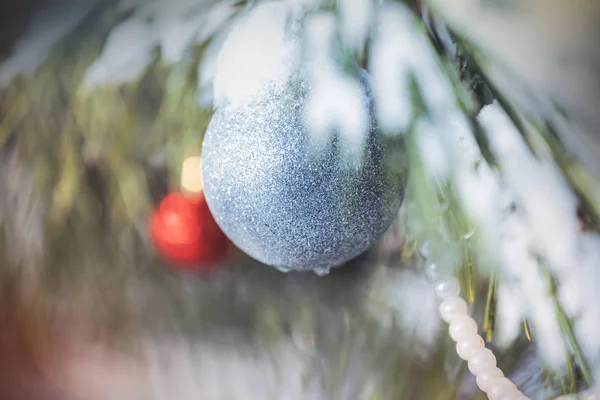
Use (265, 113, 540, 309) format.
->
(464, 251, 475, 304)
(523, 319, 532, 341)
(482, 272, 496, 341)
(544, 269, 594, 387)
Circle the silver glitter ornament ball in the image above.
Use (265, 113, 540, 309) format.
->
(201, 76, 407, 273)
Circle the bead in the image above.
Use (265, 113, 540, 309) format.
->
(439, 297, 469, 323)
(467, 348, 496, 375)
(456, 334, 485, 360)
(494, 390, 522, 400)
(486, 377, 517, 398)
(425, 262, 456, 281)
(425, 263, 442, 281)
(434, 276, 461, 299)
(449, 315, 478, 341)
(475, 366, 504, 392)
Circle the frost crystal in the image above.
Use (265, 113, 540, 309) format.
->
(337, 0, 371, 57)
(369, 3, 455, 135)
(303, 13, 369, 165)
(212, 2, 301, 108)
(84, 0, 235, 88)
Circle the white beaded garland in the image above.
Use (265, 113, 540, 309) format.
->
(494, 391, 522, 400)
(434, 276, 461, 298)
(487, 377, 518, 399)
(425, 262, 443, 281)
(467, 348, 497, 375)
(456, 333, 485, 360)
(425, 261, 531, 400)
(449, 314, 478, 341)
(439, 296, 468, 323)
(475, 367, 504, 392)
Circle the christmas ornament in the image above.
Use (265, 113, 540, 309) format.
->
(200, 3, 406, 274)
(150, 157, 229, 269)
(202, 78, 406, 273)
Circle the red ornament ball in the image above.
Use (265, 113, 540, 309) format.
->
(150, 192, 229, 269)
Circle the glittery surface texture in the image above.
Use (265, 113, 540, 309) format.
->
(202, 79, 406, 272)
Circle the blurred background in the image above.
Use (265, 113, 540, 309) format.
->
(0, 0, 598, 399)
